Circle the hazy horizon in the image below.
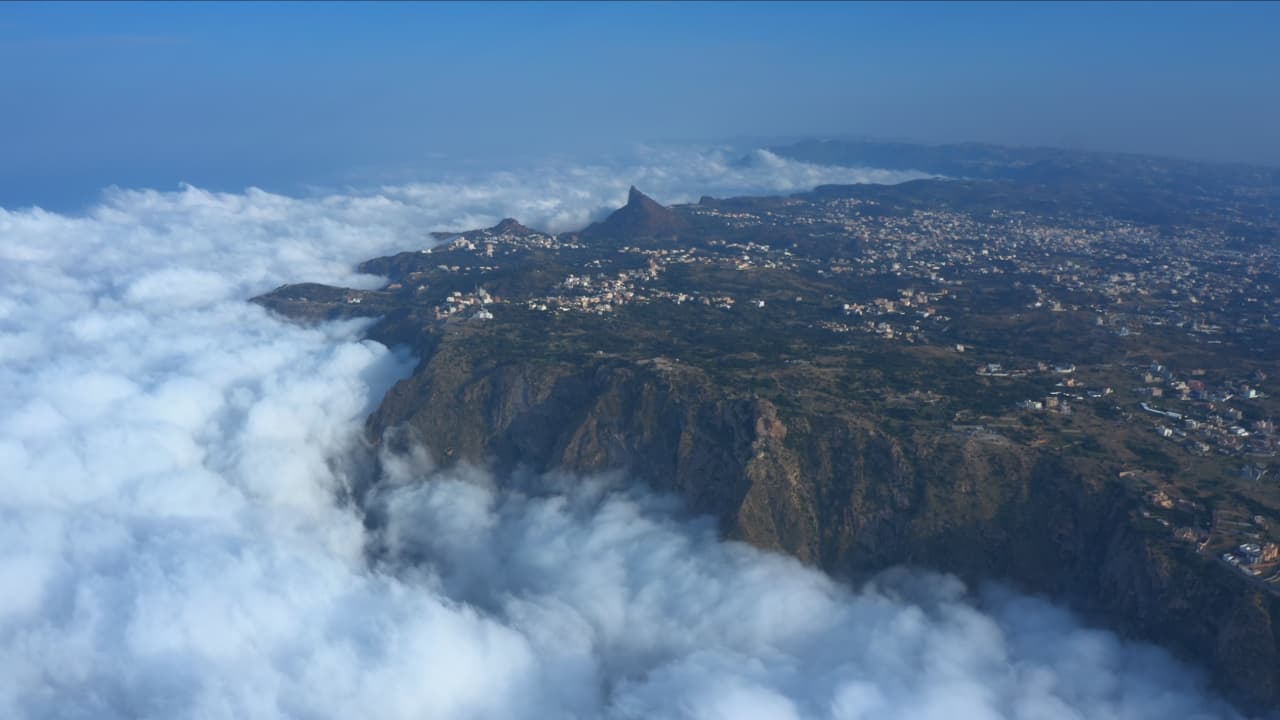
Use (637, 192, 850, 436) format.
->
(3, 1, 1279, 210)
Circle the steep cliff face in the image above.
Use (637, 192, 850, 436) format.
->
(366, 345, 1280, 713)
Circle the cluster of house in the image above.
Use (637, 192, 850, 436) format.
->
(433, 288, 497, 320)
(516, 241, 795, 316)
(521, 266, 658, 315)
(433, 226, 577, 256)
(841, 288, 949, 317)
(824, 289, 950, 343)
(816, 317, 930, 343)
(681, 201, 1278, 393)
(1221, 539, 1280, 581)
(981, 354, 1276, 460)
(748, 200, 1277, 353)
(1019, 393, 1081, 415)
(982, 360, 1079, 379)
(1133, 362, 1276, 458)
(1137, 487, 1279, 585)
(685, 205, 776, 230)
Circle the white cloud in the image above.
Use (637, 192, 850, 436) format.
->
(371, 470, 1239, 720)
(378, 145, 932, 234)
(0, 148, 1244, 719)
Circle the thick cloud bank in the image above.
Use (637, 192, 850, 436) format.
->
(374, 467, 1240, 720)
(0, 149, 1246, 719)
(371, 146, 935, 233)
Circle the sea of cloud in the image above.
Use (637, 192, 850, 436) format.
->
(0, 147, 1247, 718)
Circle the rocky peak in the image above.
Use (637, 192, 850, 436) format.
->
(487, 218, 533, 235)
(626, 185, 657, 208)
(583, 186, 690, 241)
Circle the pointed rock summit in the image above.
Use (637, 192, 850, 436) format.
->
(625, 185, 663, 211)
(583, 186, 690, 242)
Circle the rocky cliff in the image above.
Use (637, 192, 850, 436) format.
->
(364, 337, 1280, 713)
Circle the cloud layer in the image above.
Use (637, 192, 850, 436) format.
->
(0, 149, 1246, 719)
(373, 467, 1240, 720)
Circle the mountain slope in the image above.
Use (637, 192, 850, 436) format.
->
(581, 186, 691, 242)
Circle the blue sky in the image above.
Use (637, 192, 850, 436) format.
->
(2, 1, 1278, 209)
